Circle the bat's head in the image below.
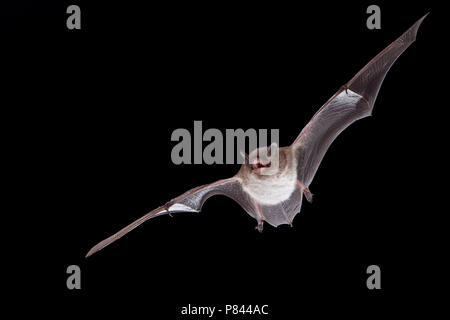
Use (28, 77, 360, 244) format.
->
(241, 142, 280, 176)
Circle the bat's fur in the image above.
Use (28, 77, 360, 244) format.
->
(239, 147, 297, 206)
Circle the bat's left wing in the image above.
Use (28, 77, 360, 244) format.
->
(86, 177, 257, 257)
(291, 14, 427, 188)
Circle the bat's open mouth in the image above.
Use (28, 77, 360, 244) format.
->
(252, 162, 271, 170)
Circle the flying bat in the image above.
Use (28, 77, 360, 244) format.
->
(86, 15, 427, 257)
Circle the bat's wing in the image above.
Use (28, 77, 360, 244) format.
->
(291, 14, 427, 187)
(86, 177, 257, 257)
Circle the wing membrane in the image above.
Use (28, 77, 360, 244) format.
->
(86, 178, 255, 257)
(292, 14, 427, 187)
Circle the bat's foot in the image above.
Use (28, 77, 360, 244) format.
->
(255, 221, 264, 233)
(297, 180, 313, 203)
(304, 188, 313, 203)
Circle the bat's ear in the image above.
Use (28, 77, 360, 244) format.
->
(267, 142, 278, 157)
(240, 150, 249, 165)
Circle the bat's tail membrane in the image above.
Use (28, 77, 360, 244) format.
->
(260, 187, 304, 227)
(347, 13, 428, 108)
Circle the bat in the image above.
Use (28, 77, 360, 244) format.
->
(86, 14, 427, 257)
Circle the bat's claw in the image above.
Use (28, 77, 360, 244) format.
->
(164, 202, 173, 217)
(255, 221, 264, 233)
(341, 85, 350, 95)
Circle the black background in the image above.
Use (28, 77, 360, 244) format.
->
(3, 1, 446, 318)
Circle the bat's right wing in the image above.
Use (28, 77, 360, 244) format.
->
(86, 177, 257, 257)
(291, 14, 427, 188)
